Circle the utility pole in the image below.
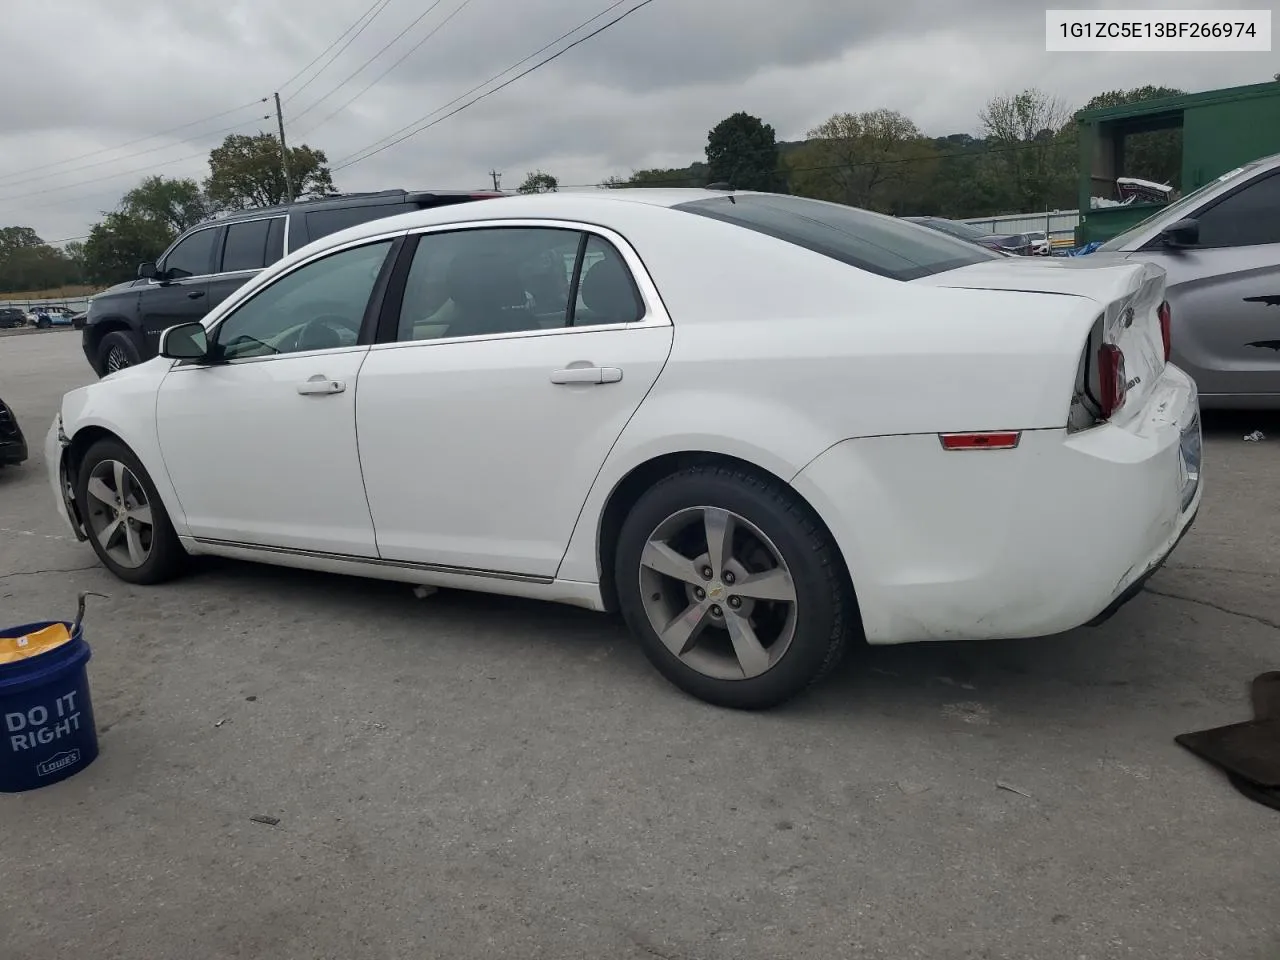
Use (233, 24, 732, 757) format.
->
(274, 92, 295, 204)
(489, 169, 502, 191)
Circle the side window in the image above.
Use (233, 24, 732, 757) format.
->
(573, 235, 645, 326)
(395, 227, 580, 342)
(265, 217, 286, 266)
(162, 228, 218, 279)
(1195, 174, 1280, 247)
(213, 240, 393, 361)
(305, 204, 406, 244)
(220, 219, 272, 273)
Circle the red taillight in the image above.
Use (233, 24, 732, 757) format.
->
(939, 431, 1022, 451)
(1098, 343, 1126, 418)
(1158, 300, 1172, 362)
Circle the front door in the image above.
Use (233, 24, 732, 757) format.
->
(1143, 169, 1280, 401)
(155, 238, 397, 555)
(141, 224, 221, 354)
(355, 225, 674, 577)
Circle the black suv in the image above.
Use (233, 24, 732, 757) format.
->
(81, 188, 501, 376)
(0, 307, 28, 329)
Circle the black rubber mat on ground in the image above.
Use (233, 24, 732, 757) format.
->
(1177, 672, 1280, 812)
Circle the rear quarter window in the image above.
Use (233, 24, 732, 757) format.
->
(304, 203, 411, 244)
(674, 194, 1000, 281)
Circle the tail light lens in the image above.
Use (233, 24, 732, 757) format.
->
(1158, 301, 1172, 361)
(1098, 344, 1127, 418)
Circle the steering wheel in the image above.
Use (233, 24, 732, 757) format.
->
(290, 313, 360, 353)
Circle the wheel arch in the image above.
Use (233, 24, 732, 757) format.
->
(63, 418, 189, 539)
(84, 316, 139, 370)
(592, 449, 858, 620)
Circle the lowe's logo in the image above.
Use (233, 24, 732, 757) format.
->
(36, 749, 81, 777)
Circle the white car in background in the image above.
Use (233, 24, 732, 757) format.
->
(46, 190, 1201, 709)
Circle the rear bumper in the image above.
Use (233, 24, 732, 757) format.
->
(791, 363, 1202, 644)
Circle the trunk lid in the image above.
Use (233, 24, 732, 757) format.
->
(915, 255, 1168, 423)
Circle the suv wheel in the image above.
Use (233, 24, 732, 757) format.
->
(99, 331, 141, 375)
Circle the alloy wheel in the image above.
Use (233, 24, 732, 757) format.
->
(105, 346, 131, 373)
(84, 459, 154, 569)
(638, 506, 798, 681)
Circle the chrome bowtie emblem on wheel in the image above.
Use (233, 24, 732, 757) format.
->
(708, 585, 724, 599)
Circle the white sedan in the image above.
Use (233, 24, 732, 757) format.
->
(46, 190, 1202, 709)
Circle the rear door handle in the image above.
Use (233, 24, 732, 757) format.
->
(296, 376, 346, 396)
(187, 290, 206, 300)
(550, 366, 623, 385)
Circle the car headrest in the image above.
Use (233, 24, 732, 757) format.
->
(579, 256, 642, 324)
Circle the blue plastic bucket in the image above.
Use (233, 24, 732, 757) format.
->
(0, 621, 98, 792)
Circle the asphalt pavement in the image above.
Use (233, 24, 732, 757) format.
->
(2, 329, 1278, 960)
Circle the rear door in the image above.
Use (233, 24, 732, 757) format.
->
(207, 216, 288, 313)
(1131, 169, 1280, 400)
(354, 222, 673, 578)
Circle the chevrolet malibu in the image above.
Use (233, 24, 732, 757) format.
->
(46, 190, 1202, 709)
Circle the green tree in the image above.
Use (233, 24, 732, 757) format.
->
(121, 176, 210, 234)
(788, 110, 938, 213)
(517, 170, 559, 194)
(976, 88, 1075, 213)
(1079, 86, 1186, 189)
(705, 112, 781, 191)
(82, 212, 173, 285)
(0, 227, 83, 292)
(204, 133, 336, 211)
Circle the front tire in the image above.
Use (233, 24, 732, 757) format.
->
(615, 464, 854, 710)
(76, 438, 187, 584)
(98, 331, 141, 375)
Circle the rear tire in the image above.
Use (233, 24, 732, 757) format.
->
(98, 331, 141, 375)
(76, 438, 187, 585)
(615, 464, 854, 710)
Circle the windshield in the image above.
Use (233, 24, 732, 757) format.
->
(1098, 162, 1258, 251)
(676, 196, 1001, 281)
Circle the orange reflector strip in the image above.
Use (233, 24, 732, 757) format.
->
(939, 431, 1021, 451)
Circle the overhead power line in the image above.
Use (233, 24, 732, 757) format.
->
(283, 0, 396, 105)
(294, 0, 479, 139)
(277, 0, 389, 93)
(0, 98, 269, 186)
(0, 116, 271, 193)
(0, 116, 272, 212)
(333, 0, 654, 172)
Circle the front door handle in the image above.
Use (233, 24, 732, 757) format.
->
(296, 376, 346, 396)
(187, 290, 206, 300)
(550, 366, 623, 385)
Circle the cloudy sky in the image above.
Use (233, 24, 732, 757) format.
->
(0, 0, 1274, 243)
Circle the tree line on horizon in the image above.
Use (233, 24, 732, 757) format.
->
(0, 83, 1202, 294)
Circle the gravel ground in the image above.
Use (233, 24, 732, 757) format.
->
(2, 329, 1279, 960)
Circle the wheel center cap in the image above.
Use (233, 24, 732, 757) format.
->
(707, 583, 724, 600)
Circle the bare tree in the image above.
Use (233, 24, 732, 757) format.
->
(977, 89, 1075, 212)
(789, 109, 936, 212)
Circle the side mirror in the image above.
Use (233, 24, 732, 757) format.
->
(159, 322, 210, 361)
(137, 261, 158, 280)
(1160, 218, 1199, 249)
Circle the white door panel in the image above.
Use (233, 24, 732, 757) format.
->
(356, 326, 673, 576)
(156, 348, 377, 554)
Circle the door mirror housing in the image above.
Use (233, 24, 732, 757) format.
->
(160, 322, 210, 361)
(1160, 218, 1199, 249)
(137, 261, 158, 280)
